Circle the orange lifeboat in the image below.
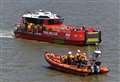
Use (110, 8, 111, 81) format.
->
(44, 52, 109, 75)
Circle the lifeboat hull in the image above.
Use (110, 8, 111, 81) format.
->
(44, 52, 109, 75)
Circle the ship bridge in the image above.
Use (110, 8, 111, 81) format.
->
(22, 10, 60, 19)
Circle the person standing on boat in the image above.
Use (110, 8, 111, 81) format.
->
(91, 50, 102, 73)
(62, 55, 67, 64)
(62, 51, 72, 64)
(92, 50, 102, 62)
(74, 50, 80, 65)
(79, 53, 88, 67)
(67, 51, 72, 65)
(70, 54, 75, 65)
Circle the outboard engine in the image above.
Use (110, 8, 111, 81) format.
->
(91, 50, 102, 74)
(93, 50, 102, 58)
(95, 61, 101, 66)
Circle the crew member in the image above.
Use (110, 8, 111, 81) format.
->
(67, 51, 72, 64)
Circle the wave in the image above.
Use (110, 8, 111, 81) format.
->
(0, 30, 14, 39)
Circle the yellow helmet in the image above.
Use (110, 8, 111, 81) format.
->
(63, 55, 67, 58)
(70, 54, 74, 58)
(76, 53, 80, 56)
(83, 53, 86, 55)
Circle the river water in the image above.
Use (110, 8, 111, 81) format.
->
(0, 0, 120, 82)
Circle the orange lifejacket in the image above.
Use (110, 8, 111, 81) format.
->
(28, 23, 34, 32)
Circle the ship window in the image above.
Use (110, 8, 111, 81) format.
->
(39, 16, 49, 18)
(25, 18, 43, 24)
(48, 19, 63, 25)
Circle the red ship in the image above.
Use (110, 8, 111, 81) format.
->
(14, 10, 101, 45)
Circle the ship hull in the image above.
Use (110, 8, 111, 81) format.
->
(14, 31, 85, 45)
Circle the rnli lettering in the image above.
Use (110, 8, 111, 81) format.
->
(35, 33, 42, 35)
(43, 31, 58, 36)
(65, 33, 70, 37)
(49, 32, 58, 36)
(43, 31, 49, 34)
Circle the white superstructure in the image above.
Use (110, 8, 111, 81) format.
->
(22, 10, 60, 19)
